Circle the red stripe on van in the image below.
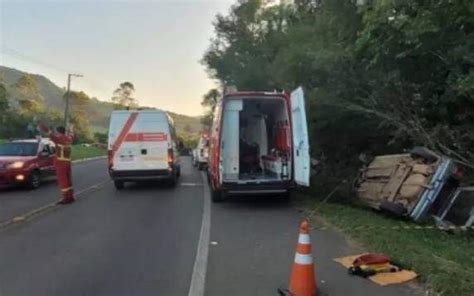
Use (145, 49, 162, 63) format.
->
(110, 112, 139, 165)
(124, 133, 168, 142)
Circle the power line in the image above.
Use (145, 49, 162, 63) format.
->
(1, 45, 110, 100)
(1, 45, 77, 74)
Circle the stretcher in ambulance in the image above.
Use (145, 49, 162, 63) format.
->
(108, 110, 180, 189)
(207, 87, 310, 201)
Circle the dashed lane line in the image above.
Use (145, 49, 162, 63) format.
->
(180, 183, 204, 187)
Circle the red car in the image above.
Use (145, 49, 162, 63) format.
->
(0, 139, 56, 189)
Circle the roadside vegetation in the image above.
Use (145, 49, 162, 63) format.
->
(71, 145, 106, 161)
(295, 194, 474, 296)
(201, 1, 474, 294)
(0, 73, 202, 145)
(201, 0, 473, 186)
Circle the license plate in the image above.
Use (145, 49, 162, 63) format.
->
(120, 155, 134, 162)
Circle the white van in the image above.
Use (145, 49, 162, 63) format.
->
(108, 110, 180, 189)
(208, 87, 310, 201)
(194, 133, 210, 170)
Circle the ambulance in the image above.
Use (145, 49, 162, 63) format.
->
(208, 87, 310, 201)
(108, 110, 180, 189)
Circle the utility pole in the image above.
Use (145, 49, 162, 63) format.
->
(64, 73, 83, 129)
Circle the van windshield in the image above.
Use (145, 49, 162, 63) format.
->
(0, 143, 38, 156)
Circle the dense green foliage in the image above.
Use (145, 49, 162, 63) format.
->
(201, 88, 221, 128)
(202, 0, 474, 192)
(111, 81, 138, 109)
(177, 132, 200, 154)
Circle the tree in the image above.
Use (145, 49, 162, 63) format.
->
(112, 82, 138, 109)
(201, 0, 474, 196)
(202, 89, 220, 112)
(0, 80, 10, 137)
(0, 80, 9, 114)
(200, 88, 221, 129)
(68, 91, 93, 142)
(13, 74, 45, 115)
(184, 124, 193, 133)
(351, 0, 474, 167)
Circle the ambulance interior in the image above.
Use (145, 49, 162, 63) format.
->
(221, 97, 292, 182)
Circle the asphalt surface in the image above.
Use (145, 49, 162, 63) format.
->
(206, 197, 418, 296)
(0, 157, 203, 296)
(0, 156, 420, 296)
(0, 159, 109, 223)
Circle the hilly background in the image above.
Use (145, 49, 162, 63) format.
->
(0, 66, 202, 134)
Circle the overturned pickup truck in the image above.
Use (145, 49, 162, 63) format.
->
(355, 147, 464, 222)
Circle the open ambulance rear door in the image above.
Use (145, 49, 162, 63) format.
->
(291, 87, 310, 187)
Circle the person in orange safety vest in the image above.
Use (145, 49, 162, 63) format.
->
(38, 124, 75, 204)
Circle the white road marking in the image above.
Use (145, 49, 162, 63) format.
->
(180, 183, 203, 187)
(188, 172, 211, 296)
(0, 179, 110, 230)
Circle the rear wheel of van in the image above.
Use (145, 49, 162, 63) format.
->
(279, 190, 291, 201)
(168, 172, 178, 187)
(114, 180, 125, 190)
(211, 188, 224, 202)
(176, 166, 181, 178)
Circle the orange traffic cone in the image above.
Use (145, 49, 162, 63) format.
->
(279, 220, 317, 296)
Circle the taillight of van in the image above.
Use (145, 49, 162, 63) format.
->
(168, 148, 174, 166)
(108, 150, 113, 166)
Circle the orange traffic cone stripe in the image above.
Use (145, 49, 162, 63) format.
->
(288, 220, 317, 296)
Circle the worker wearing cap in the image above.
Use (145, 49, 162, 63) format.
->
(38, 123, 75, 204)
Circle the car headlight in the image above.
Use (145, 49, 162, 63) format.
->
(8, 161, 25, 169)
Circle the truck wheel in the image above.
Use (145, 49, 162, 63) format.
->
(279, 190, 291, 201)
(28, 171, 41, 190)
(176, 166, 181, 178)
(379, 201, 407, 217)
(168, 173, 178, 187)
(114, 180, 125, 190)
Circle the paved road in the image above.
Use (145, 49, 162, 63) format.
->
(0, 159, 109, 223)
(0, 157, 419, 296)
(0, 158, 203, 296)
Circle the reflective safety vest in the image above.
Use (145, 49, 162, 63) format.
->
(55, 144, 72, 162)
(48, 132, 73, 163)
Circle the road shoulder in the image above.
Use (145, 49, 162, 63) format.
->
(205, 194, 420, 296)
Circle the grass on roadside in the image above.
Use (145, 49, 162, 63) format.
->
(71, 145, 106, 161)
(295, 194, 474, 296)
(0, 140, 106, 161)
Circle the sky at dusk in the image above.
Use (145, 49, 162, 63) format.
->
(0, 0, 234, 116)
